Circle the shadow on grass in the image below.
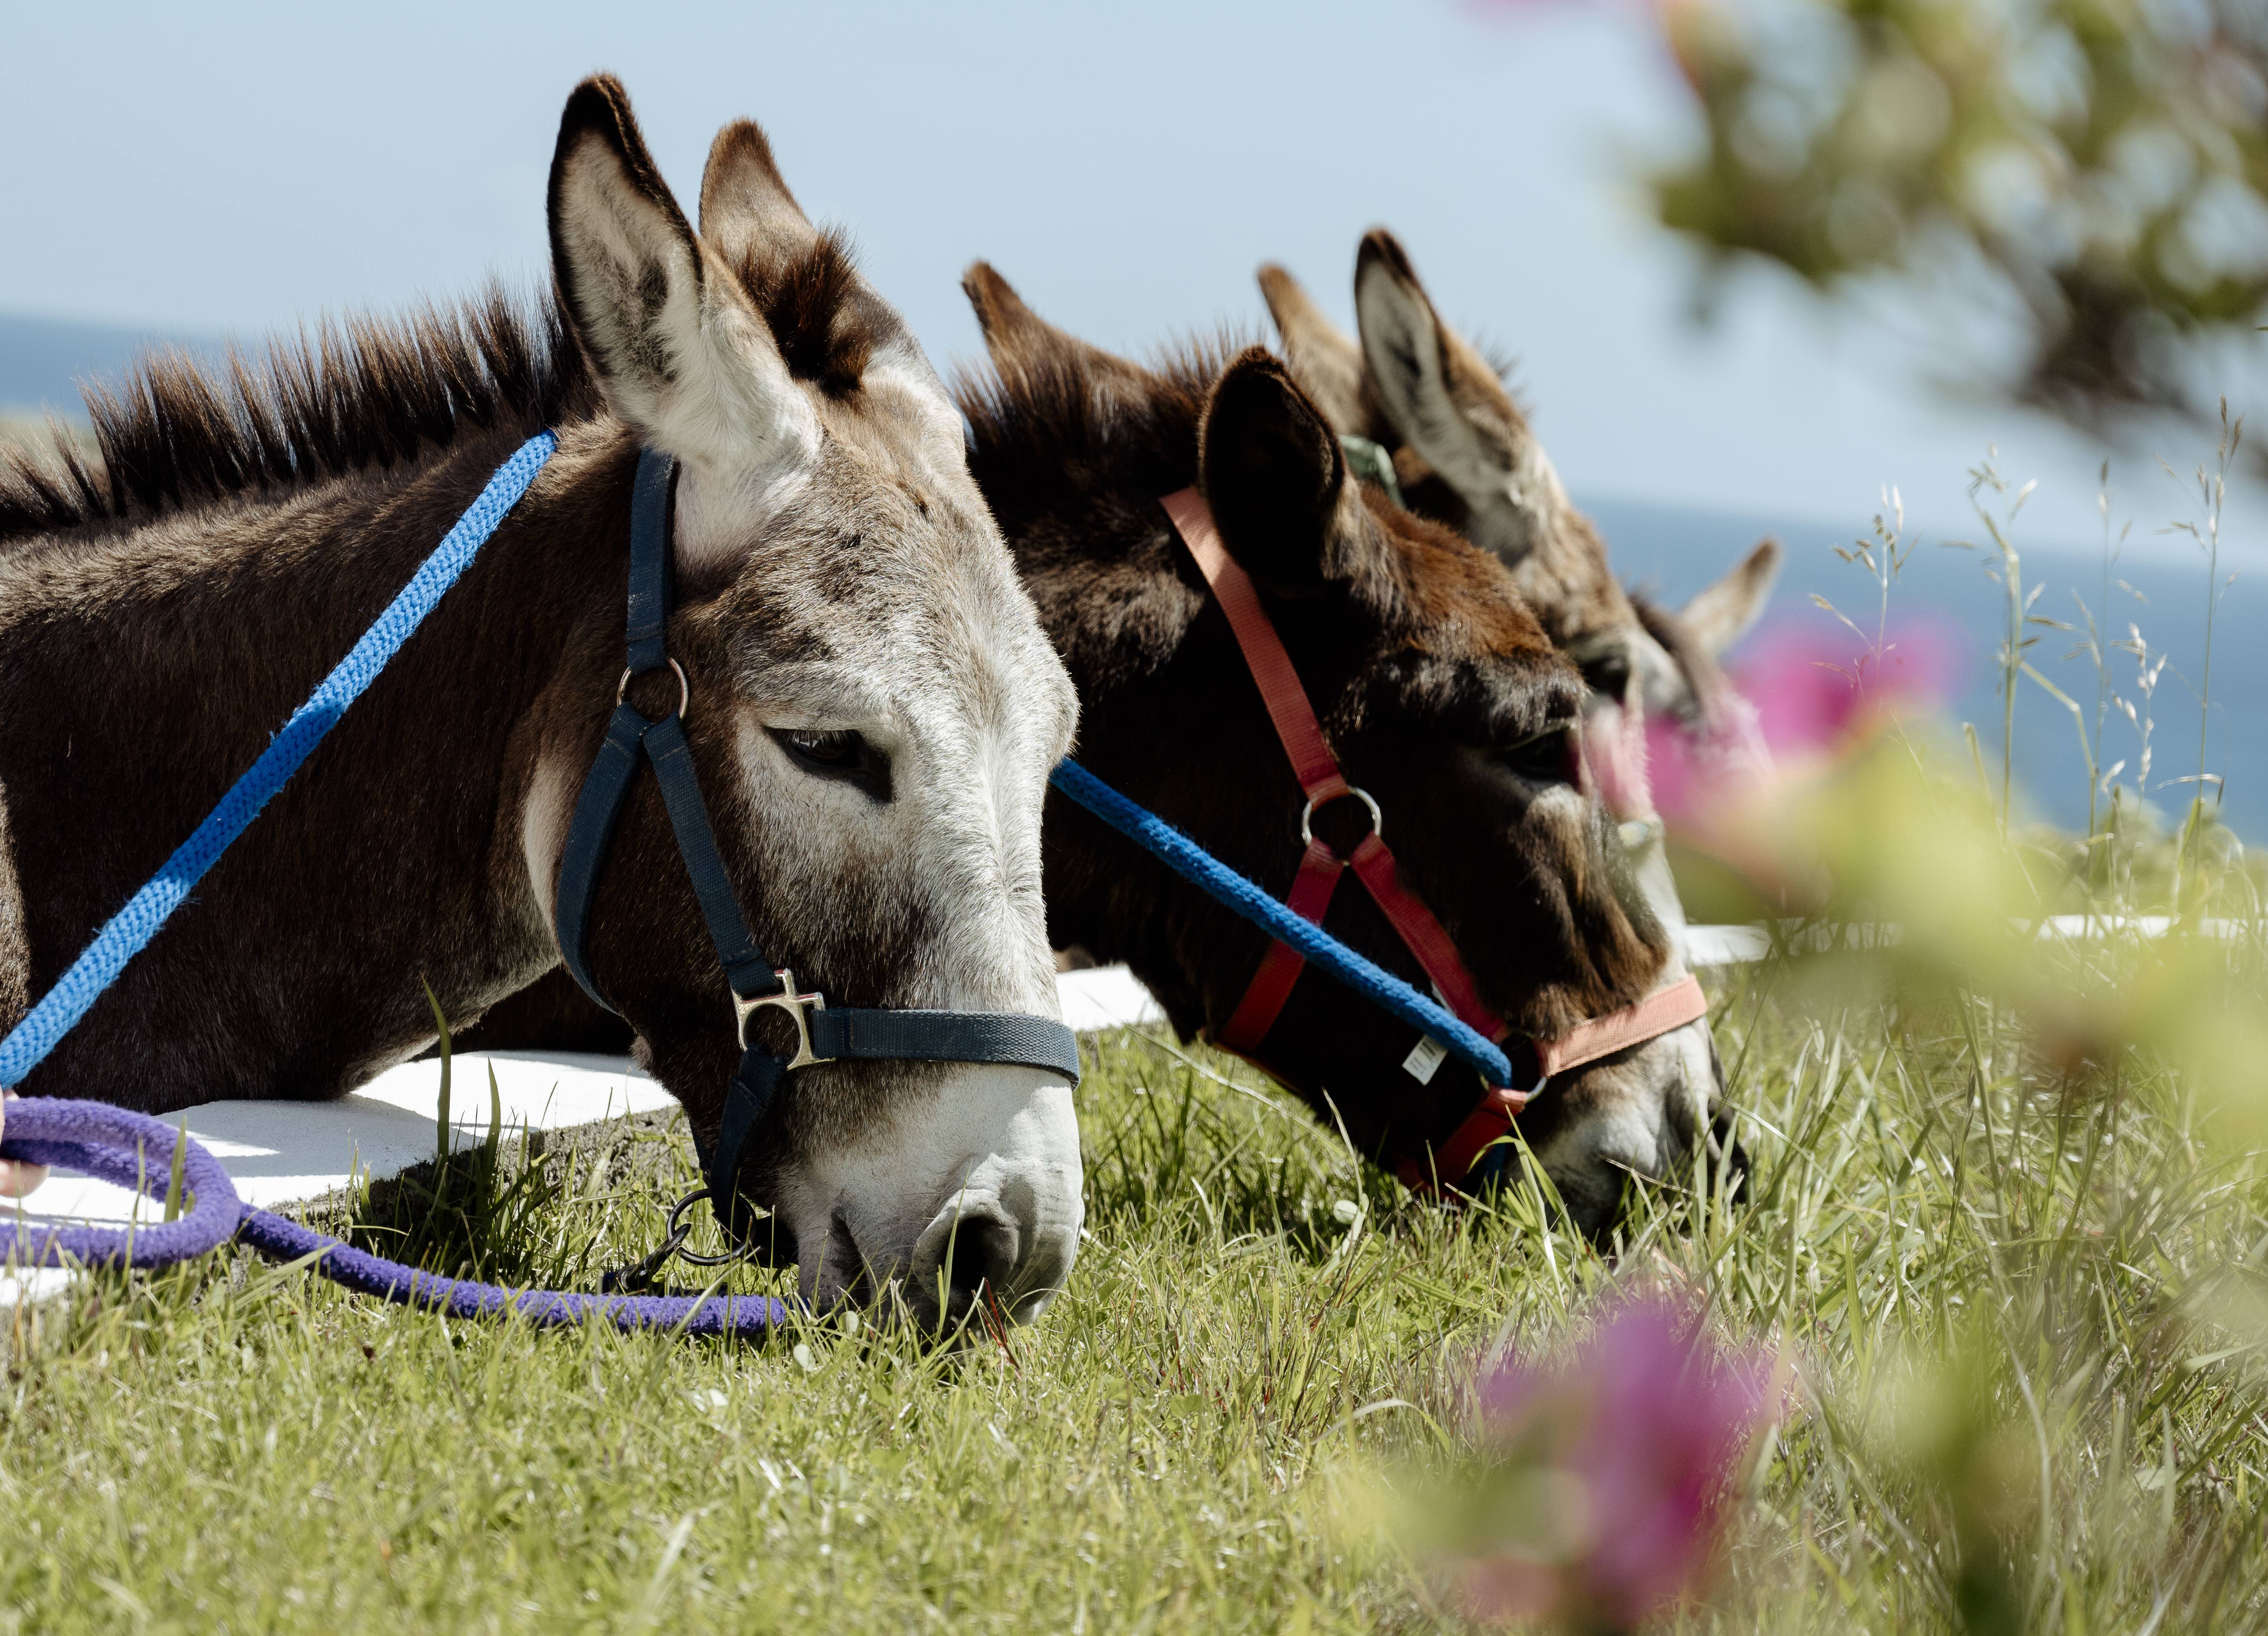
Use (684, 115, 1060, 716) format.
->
(1076, 1026, 1382, 1262)
(341, 1128, 562, 1285)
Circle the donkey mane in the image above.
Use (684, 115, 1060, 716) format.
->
(0, 234, 879, 543)
(0, 286, 593, 542)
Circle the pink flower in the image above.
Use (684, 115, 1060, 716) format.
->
(1448, 1298, 1772, 1631)
(1637, 692, 1772, 834)
(1730, 617, 1959, 764)
(1584, 616, 1961, 898)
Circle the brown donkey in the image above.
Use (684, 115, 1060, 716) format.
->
(0, 78, 1083, 1325)
(957, 268, 1732, 1234)
(1259, 231, 1781, 741)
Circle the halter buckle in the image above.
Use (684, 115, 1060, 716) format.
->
(734, 969, 833, 1069)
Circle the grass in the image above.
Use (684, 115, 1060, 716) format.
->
(7, 957, 2268, 1633)
(4, 433, 2263, 1630)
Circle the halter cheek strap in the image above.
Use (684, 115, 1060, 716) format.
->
(553, 447, 1081, 1240)
(1158, 487, 1710, 1195)
(1162, 490, 1502, 1050)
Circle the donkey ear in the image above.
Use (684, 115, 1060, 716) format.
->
(1257, 263, 1382, 439)
(1678, 539, 1782, 656)
(697, 118, 816, 269)
(1199, 349, 1369, 598)
(961, 262, 1150, 390)
(548, 76, 815, 480)
(1354, 229, 1567, 565)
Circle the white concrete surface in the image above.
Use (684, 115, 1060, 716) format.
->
(1685, 923, 1773, 967)
(1055, 964, 1168, 1030)
(4, 1051, 676, 1304)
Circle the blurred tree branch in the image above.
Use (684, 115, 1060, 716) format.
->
(1649, 0, 2268, 465)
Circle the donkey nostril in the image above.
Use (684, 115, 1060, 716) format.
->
(941, 1213, 1019, 1311)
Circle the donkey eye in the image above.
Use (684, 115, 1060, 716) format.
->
(1579, 651, 1632, 702)
(770, 728, 892, 801)
(780, 729, 858, 764)
(1498, 723, 1577, 785)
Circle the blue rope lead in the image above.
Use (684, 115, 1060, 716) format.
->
(0, 432, 558, 1088)
(1048, 760, 1514, 1087)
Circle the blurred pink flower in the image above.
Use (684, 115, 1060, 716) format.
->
(1732, 617, 1960, 760)
(1450, 1298, 1772, 1631)
(1613, 615, 1961, 859)
(1582, 694, 1656, 823)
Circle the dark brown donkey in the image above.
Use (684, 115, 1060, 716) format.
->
(955, 268, 1731, 1234)
(1259, 231, 1781, 744)
(0, 77, 1084, 1325)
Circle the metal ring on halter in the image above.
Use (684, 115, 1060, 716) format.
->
(616, 659, 691, 722)
(596, 1185, 748, 1290)
(1300, 786, 1384, 853)
(663, 1186, 752, 1268)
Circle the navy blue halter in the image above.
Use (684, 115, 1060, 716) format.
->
(552, 448, 1081, 1245)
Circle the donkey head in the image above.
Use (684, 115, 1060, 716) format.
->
(535, 79, 1081, 1323)
(960, 269, 1729, 1234)
(1259, 231, 1781, 743)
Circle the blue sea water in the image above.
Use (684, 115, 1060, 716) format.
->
(0, 313, 224, 414)
(1586, 496, 2267, 842)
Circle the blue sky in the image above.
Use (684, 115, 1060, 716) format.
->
(7, 0, 2261, 565)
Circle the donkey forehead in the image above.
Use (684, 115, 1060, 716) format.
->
(713, 468, 1070, 731)
(819, 345, 969, 474)
(1382, 510, 1559, 662)
(1360, 518, 1586, 730)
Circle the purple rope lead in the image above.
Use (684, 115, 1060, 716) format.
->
(2, 1099, 242, 1267)
(2, 1098, 785, 1336)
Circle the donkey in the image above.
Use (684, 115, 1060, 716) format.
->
(0, 77, 1083, 1326)
(1258, 231, 1781, 754)
(955, 268, 1731, 1234)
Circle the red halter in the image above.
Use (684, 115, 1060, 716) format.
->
(1160, 489, 1708, 1194)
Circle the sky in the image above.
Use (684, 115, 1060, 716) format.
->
(7, 0, 2262, 568)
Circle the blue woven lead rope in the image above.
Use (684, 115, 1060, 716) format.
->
(1049, 760, 1513, 1087)
(0, 432, 557, 1088)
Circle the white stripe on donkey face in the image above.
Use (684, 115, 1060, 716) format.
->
(543, 80, 1083, 1325)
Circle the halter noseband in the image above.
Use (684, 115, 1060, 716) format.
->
(1158, 486, 1707, 1196)
(553, 447, 1081, 1244)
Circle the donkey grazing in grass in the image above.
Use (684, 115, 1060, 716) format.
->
(957, 268, 1731, 1234)
(0, 78, 1082, 1324)
(1259, 231, 1781, 752)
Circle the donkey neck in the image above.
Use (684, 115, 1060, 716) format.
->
(0, 423, 635, 1112)
(1011, 509, 1372, 1042)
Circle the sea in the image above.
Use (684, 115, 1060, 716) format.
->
(1587, 496, 2266, 842)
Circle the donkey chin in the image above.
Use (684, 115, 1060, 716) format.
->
(759, 1063, 1083, 1331)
